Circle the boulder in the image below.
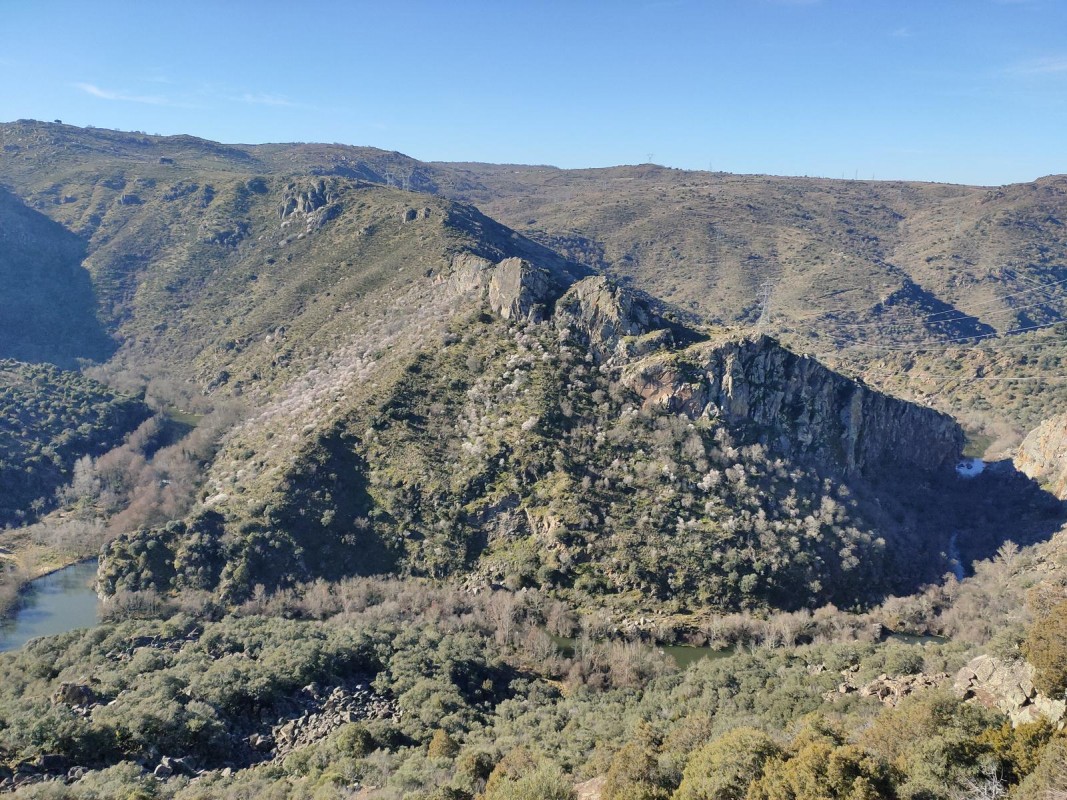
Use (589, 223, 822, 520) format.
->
(954, 654, 1067, 728)
(51, 683, 96, 706)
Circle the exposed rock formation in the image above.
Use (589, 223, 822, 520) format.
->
(623, 334, 964, 478)
(1016, 415, 1067, 499)
(954, 654, 1067, 727)
(487, 257, 560, 322)
(278, 179, 343, 234)
(824, 667, 948, 707)
(553, 276, 662, 358)
(50, 683, 96, 707)
(445, 253, 569, 322)
(266, 681, 399, 759)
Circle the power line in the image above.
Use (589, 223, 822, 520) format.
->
(755, 282, 774, 330)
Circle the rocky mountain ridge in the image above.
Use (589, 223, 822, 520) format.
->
(0, 119, 1060, 616)
(95, 251, 1044, 612)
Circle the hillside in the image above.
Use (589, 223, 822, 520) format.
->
(1016, 414, 1067, 499)
(98, 266, 1061, 614)
(0, 361, 148, 527)
(440, 163, 1067, 348)
(0, 120, 1062, 615)
(1, 121, 1067, 800)
(802, 323, 1067, 459)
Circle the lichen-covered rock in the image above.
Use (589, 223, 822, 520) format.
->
(553, 276, 661, 358)
(1015, 414, 1067, 499)
(954, 654, 1067, 728)
(444, 253, 567, 322)
(624, 334, 963, 478)
(487, 257, 558, 322)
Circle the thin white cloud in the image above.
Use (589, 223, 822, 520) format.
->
(891, 26, 913, 38)
(73, 82, 187, 106)
(239, 92, 298, 107)
(1008, 56, 1067, 75)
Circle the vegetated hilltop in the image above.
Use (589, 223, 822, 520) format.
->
(98, 261, 1060, 614)
(7, 119, 1067, 355)
(0, 119, 582, 594)
(440, 162, 1067, 345)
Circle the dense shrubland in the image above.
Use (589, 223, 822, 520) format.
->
(0, 361, 148, 528)
(100, 308, 1062, 618)
(1, 567, 1066, 799)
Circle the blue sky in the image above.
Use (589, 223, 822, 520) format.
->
(2, 0, 1065, 185)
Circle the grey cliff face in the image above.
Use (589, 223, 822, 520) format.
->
(624, 335, 963, 478)
(552, 276, 660, 358)
(955, 654, 1067, 728)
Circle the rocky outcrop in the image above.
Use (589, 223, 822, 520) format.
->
(278, 179, 342, 234)
(266, 681, 399, 759)
(553, 276, 664, 359)
(487, 257, 560, 322)
(824, 666, 947, 707)
(445, 253, 569, 322)
(954, 654, 1067, 727)
(51, 683, 96, 707)
(624, 335, 963, 478)
(1015, 415, 1067, 499)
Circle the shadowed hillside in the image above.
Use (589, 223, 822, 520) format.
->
(0, 188, 113, 366)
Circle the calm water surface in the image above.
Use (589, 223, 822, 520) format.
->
(0, 559, 101, 652)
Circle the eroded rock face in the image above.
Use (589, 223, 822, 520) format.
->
(267, 681, 399, 759)
(1016, 415, 1067, 499)
(487, 257, 559, 322)
(624, 335, 964, 478)
(445, 253, 567, 322)
(553, 276, 660, 358)
(954, 654, 1067, 727)
(278, 179, 342, 234)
